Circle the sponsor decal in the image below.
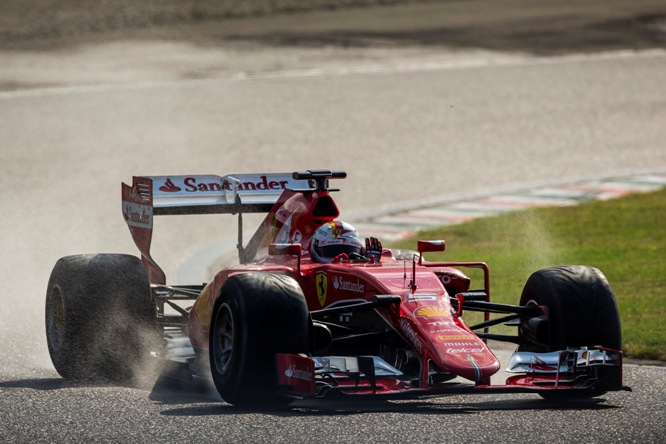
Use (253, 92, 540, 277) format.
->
(276, 354, 315, 396)
(428, 320, 456, 327)
(159, 178, 181, 192)
(442, 342, 481, 347)
(316, 271, 327, 307)
(220, 176, 289, 192)
(122, 202, 152, 229)
(437, 334, 475, 341)
(333, 276, 365, 294)
(158, 176, 291, 194)
(284, 364, 314, 382)
(408, 293, 438, 302)
(414, 306, 451, 319)
(447, 347, 485, 354)
(440, 274, 452, 285)
(227, 176, 287, 192)
(430, 328, 461, 334)
(399, 319, 424, 354)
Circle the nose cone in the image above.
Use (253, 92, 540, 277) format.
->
(429, 332, 501, 382)
(441, 347, 501, 382)
(400, 298, 501, 383)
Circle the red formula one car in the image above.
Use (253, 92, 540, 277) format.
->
(45, 170, 629, 406)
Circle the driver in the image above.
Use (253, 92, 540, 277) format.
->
(310, 221, 383, 263)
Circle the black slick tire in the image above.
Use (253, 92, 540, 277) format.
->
(45, 254, 159, 383)
(518, 265, 622, 399)
(519, 265, 621, 352)
(209, 273, 309, 407)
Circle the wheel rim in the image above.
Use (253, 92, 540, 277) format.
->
(212, 303, 234, 376)
(46, 286, 66, 354)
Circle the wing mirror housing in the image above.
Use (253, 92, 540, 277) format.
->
(417, 240, 445, 264)
(269, 243, 303, 273)
(269, 243, 303, 256)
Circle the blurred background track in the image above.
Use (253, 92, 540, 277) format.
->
(2, 0, 666, 54)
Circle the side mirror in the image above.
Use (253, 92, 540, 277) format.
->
(269, 243, 303, 274)
(417, 240, 445, 265)
(269, 243, 303, 256)
(417, 240, 445, 253)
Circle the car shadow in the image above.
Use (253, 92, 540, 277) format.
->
(1, 365, 621, 418)
(157, 394, 619, 418)
(149, 365, 621, 417)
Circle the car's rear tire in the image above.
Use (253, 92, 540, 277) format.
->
(45, 254, 159, 384)
(518, 266, 621, 399)
(209, 273, 309, 407)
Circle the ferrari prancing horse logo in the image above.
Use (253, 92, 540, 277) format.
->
(316, 271, 327, 307)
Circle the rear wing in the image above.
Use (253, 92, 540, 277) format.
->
(121, 173, 312, 283)
(123, 173, 310, 215)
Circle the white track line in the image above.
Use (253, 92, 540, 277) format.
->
(2, 48, 664, 100)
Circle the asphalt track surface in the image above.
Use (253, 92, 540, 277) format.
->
(2, 17, 666, 444)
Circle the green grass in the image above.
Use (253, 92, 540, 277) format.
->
(390, 188, 666, 361)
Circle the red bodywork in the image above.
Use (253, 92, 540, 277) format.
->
(122, 171, 626, 399)
(186, 188, 501, 386)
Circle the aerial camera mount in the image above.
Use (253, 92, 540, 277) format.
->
(291, 170, 347, 193)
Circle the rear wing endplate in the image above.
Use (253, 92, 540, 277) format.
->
(121, 173, 312, 283)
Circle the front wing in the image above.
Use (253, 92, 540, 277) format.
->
(276, 347, 629, 400)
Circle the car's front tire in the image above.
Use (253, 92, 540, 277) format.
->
(518, 265, 622, 399)
(519, 265, 621, 352)
(209, 273, 309, 407)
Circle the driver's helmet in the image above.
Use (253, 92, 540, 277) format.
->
(310, 221, 363, 263)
